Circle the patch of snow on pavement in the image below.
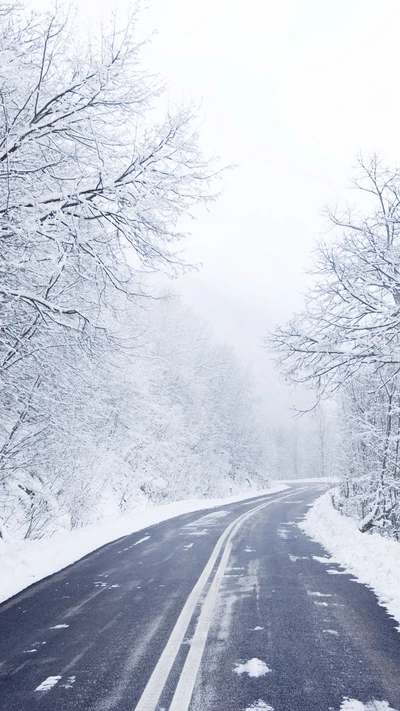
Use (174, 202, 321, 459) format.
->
(301, 492, 400, 628)
(0, 484, 288, 603)
(340, 700, 399, 711)
(277, 528, 289, 539)
(234, 658, 271, 677)
(133, 535, 151, 546)
(35, 676, 62, 692)
(186, 510, 230, 526)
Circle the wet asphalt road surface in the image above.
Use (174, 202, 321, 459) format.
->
(0, 484, 399, 711)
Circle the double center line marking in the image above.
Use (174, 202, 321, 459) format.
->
(134, 489, 305, 711)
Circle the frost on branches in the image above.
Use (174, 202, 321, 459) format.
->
(0, 6, 270, 541)
(269, 157, 400, 539)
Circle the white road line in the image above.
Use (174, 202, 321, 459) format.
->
(133, 489, 303, 711)
(35, 675, 62, 692)
(134, 535, 151, 546)
(168, 501, 275, 711)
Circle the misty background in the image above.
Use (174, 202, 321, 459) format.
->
(27, 0, 400, 421)
(140, 0, 400, 418)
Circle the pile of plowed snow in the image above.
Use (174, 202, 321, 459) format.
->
(301, 492, 400, 628)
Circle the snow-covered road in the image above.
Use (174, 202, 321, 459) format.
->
(0, 484, 399, 711)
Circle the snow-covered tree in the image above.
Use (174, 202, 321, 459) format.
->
(0, 3, 224, 539)
(270, 157, 400, 393)
(0, 5, 276, 543)
(269, 157, 400, 537)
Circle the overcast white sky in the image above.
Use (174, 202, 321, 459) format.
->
(33, 0, 400, 416)
(137, 1, 400, 320)
(139, 0, 400, 415)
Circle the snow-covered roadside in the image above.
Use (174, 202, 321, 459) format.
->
(0, 484, 288, 605)
(300, 492, 400, 628)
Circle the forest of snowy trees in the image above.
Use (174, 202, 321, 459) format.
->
(270, 157, 400, 540)
(4, 3, 396, 548)
(0, 4, 276, 542)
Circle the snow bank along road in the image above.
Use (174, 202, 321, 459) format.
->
(1, 485, 400, 711)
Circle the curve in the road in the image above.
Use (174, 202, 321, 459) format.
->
(135, 489, 303, 711)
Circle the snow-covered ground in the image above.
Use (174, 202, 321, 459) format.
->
(301, 492, 400, 629)
(0, 484, 287, 605)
